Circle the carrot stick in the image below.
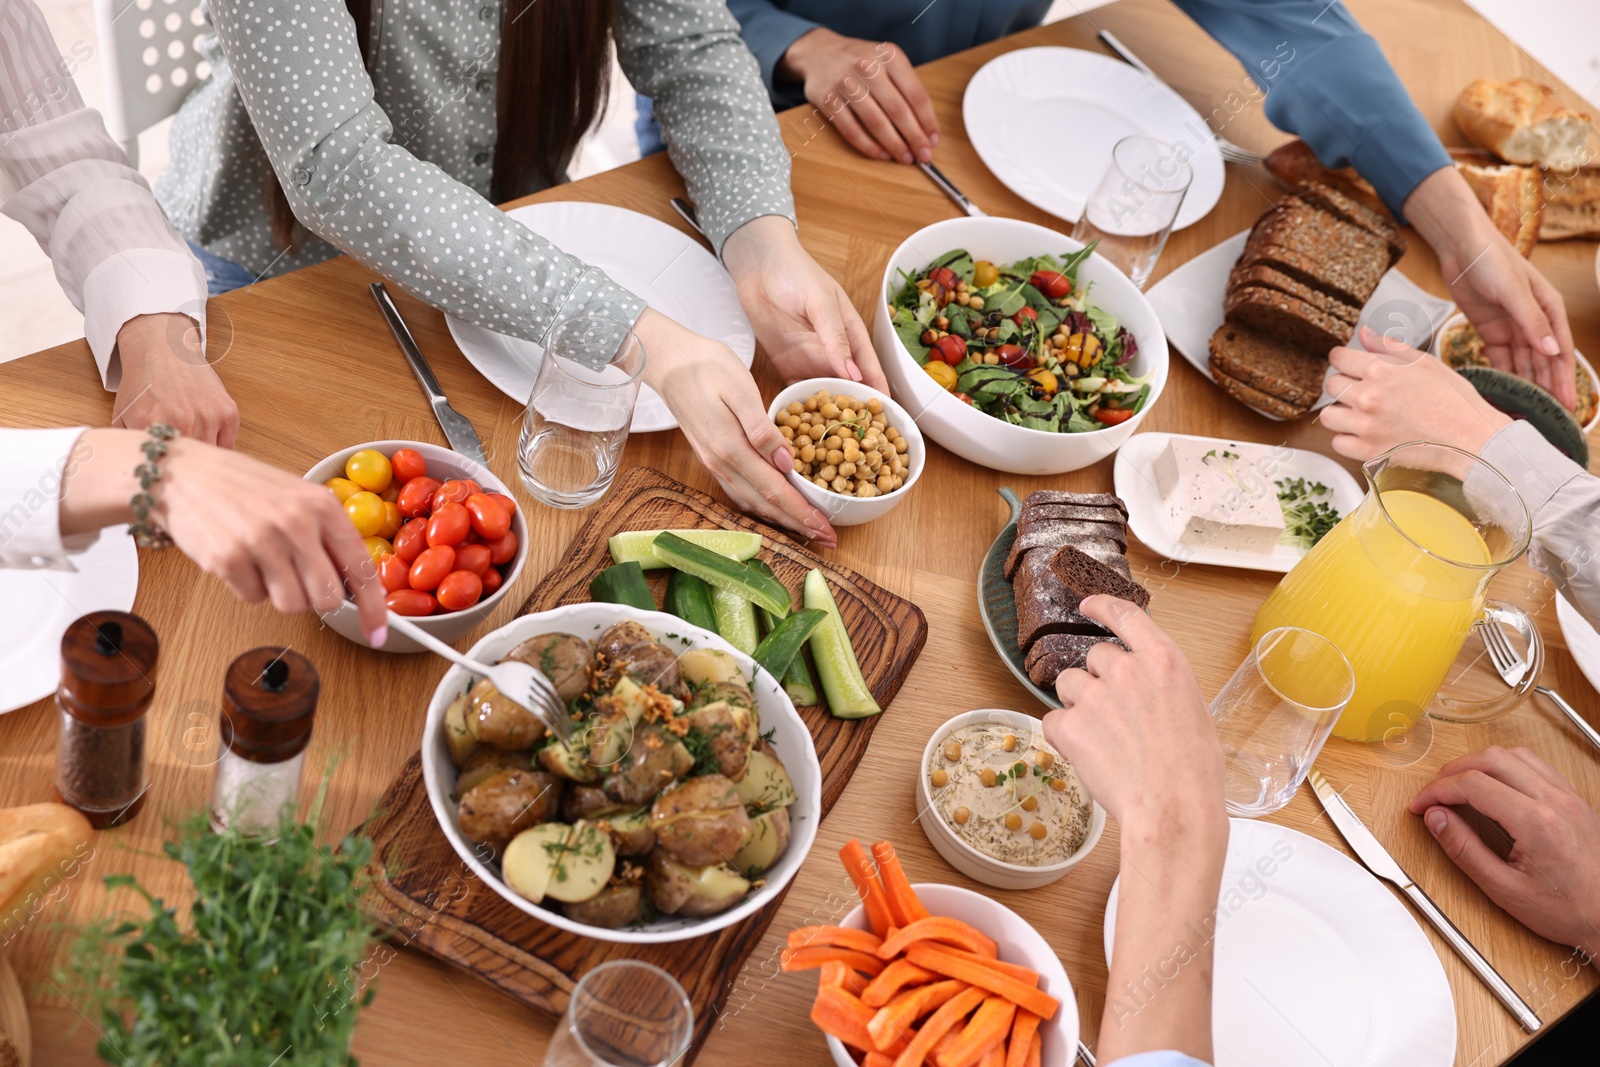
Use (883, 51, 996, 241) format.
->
(935, 996, 1015, 1067)
(1004, 1012, 1040, 1067)
(1023, 1032, 1040, 1067)
(862, 959, 937, 1008)
(877, 916, 999, 960)
(867, 979, 967, 1051)
(864, 1055, 897, 1067)
(841, 839, 895, 938)
(904, 944, 1059, 1021)
(978, 1044, 1007, 1067)
(872, 841, 932, 927)
(819, 960, 870, 997)
(925, 944, 1038, 986)
(788, 925, 886, 955)
(892, 987, 987, 1067)
(812, 983, 879, 1052)
(782, 945, 887, 976)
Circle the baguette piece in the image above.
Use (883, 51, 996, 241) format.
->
(1224, 286, 1352, 354)
(0, 803, 93, 920)
(1046, 545, 1151, 611)
(1453, 154, 1543, 256)
(1263, 140, 1387, 217)
(1207, 324, 1327, 409)
(1227, 264, 1360, 327)
(1454, 78, 1594, 169)
(1210, 363, 1311, 420)
(1540, 164, 1600, 240)
(1025, 633, 1127, 687)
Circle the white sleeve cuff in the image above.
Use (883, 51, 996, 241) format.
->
(81, 248, 209, 391)
(0, 427, 100, 570)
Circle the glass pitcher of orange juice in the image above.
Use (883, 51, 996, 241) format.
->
(1251, 442, 1542, 742)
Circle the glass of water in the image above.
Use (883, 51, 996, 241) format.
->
(543, 960, 693, 1067)
(1071, 135, 1193, 289)
(1211, 627, 1355, 818)
(518, 316, 645, 508)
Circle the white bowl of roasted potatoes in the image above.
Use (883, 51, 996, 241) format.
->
(422, 603, 823, 943)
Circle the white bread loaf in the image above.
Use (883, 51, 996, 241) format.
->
(0, 804, 93, 928)
(1454, 78, 1593, 169)
(1451, 151, 1543, 256)
(1539, 164, 1600, 240)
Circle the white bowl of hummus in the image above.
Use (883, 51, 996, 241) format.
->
(917, 709, 1104, 890)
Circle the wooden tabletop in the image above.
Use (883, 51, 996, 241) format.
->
(3, 0, 1598, 1063)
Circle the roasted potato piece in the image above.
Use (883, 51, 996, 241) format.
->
(731, 808, 790, 878)
(687, 680, 755, 714)
(468, 678, 547, 750)
(543, 820, 616, 904)
(458, 769, 563, 851)
(603, 724, 693, 806)
(600, 807, 656, 856)
(682, 702, 754, 781)
(736, 746, 796, 814)
(562, 784, 625, 824)
(503, 632, 591, 702)
(595, 622, 685, 696)
(501, 823, 570, 904)
(443, 692, 478, 768)
(676, 648, 745, 688)
(538, 730, 600, 783)
(562, 882, 644, 929)
(586, 695, 635, 772)
(456, 748, 533, 796)
(650, 775, 753, 866)
(644, 851, 751, 917)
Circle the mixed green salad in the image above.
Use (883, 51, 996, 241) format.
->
(889, 245, 1151, 433)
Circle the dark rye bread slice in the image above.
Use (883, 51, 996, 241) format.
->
(1227, 263, 1360, 327)
(1208, 324, 1327, 409)
(1224, 286, 1352, 354)
(1014, 549, 1104, 651)
(1019, 503, 1129, 526)
(1004, 521, 1128, 580)
(1023, 490, 1129, 515)
(1292, 182, 1406, 264)
(1025, 633, 1128, 687)
(1209, 361, 1311, 419)
(1047, 545, 1151, 611)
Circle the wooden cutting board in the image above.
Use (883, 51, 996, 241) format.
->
(361, 467, 927, 1062)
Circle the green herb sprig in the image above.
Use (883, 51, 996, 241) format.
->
(1277, 476, 1340, 549)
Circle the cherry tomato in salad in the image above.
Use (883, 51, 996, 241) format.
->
(994, 343, 1030, 369)
(385, 589, 437, 617)
(379, 554, 411, 593)
(924, 360, 958, 391)
(972, 260, 999, 288)
(928, 265, 958, 292)
(1093, 406, 1136, 426)
(484, 530, 518, 566)
(480, 566, 503, 597)
(931, 335, 967, 366)
(390, 448, 427, 483)
(393, 519, 428, 564)
(464, 493, 511, 539)
(1011, 306, 1037, 326)
(397, 476, 442, 518)
(426, 502, 471, 547)
(344, 449, 393, 493)
(431, 479, 480, 512)
(953, 392, 975, 406)
(409, 545, 456, 591)
(436, 570, 484, 612)
(344, 491, 387, 537)
(1030, 270, 1072, 300)
(454, 542, 493, 577)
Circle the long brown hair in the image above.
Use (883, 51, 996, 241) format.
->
(267, 0, 617, 250)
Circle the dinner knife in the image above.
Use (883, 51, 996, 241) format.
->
(918, 161, 987, 217)
(369, 283, 488, 468)
(670, 196, 709, 242)
(1308, 768, 1543, 1032)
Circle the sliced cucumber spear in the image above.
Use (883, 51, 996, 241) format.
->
(749, 559, 818, 705)
(753, 609, 827, 683)
(665, 570, 717, 634)
(589, 561, 655, 612)
(803, 569, 880, 718)
(711, 584, 760, 655)
(650, 533, 791, 618)
(609, 529, 762, 569)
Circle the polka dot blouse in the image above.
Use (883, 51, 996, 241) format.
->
(153, 0, 797, 345)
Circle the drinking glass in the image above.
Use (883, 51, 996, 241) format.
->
(1211, 626, 1355, 818)
(543, 961, 693, 1067)
(518, 316, 645, 507)
(1071, 135, 1193, 289)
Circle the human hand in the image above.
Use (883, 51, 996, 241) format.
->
(1409, 746, 1600, 959)
(634, 309, 837, 547)
(111, 313, 240, 447)
(722, 216, 886, 392)
(1404, 167, 1576, 407)
(1321, 325, 1511, 461)
(778, 27, 938, 164)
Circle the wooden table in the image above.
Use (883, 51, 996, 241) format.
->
(3, 0, 1597, 1063)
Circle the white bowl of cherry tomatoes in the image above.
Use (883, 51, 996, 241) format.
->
(305, 441, 529, 653)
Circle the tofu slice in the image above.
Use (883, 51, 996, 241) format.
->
(1153, 439, 1285, 554)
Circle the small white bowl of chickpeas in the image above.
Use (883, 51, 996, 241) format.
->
(767, 378, 926, 526)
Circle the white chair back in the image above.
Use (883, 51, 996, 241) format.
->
(93, 0, 210, 168)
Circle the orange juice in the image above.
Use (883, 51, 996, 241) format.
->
(1251, 489, 1492, 741)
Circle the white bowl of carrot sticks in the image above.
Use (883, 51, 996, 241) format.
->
(781, 838, 1078, 1067)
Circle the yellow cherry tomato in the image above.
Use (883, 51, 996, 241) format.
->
(325, 477, 362, 505)
(973, 260, 999, 288)
(924, 360, 959, 391)
(344, 491, 388, 537)
(1026, 367, 1059, 397)
(378, 481, 400, 502)
(344, 449, 393, 493)
(377, 501, 403, 540)
(362, 536, 394, 565)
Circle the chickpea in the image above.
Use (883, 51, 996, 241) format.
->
(830, 476, 849, 494)
(1029, 822, 1049, 840)
(821, 402, 840, 419)
(838, 462, 857, 478)
(984, 353, 999, 366)
(813, 476, 829, 488)
(792, 457, 805, 473)
(1037, 751, 1055, 770)
(787, 401, 804, 416)
(931, 768, 949, 789)
(1002, 734, 1017, 752)
(1013, 761, 1027, 777)
(877, 474, 894, 493)
(1004, 812, 1023, 831)
(1021, 794, 1039, 812)
(943, 741, 962, 762)
(952, 806, 971, 825)
(823, 449, 842, 467)
(817, 464, 837, 482)
(824, 435, 842, 450)
(840, 407, 856, 421)
(800, 445, 816, 463)
(886, 427, 900, 441)
(980, 767, 998, 787)
(779, 424, 794, 440)
(894, 439, 908, 454)
(1048, 777, 1067, 792)
(786, 414, 802, 429)
(968, 296, 985, 310)
(867, 398, 883, 415)
(804, 397, 819, 412)
(856, 483, 876, 498)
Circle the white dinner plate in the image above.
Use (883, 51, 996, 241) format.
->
(0, 526, 139, 714)
(1105, 819, 1456, 1067)
(1113, 431, 1365, 573)
(444, 202, 755, 433)
(1557, 593, 1600, 697)
(1145, 231, 1456, 420)
(962, 48, 1225, 231)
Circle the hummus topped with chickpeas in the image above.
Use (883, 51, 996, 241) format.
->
(928, 723, 1092, 867)
(776, 389, 912, 498)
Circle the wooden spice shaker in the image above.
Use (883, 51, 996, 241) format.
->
(210, 648, 319, 837)
(55, 611, 159, 828)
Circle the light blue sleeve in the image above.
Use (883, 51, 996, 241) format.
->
(1106, 1052, 1213, 1067)
(1168, 0, 1452, 219)
(725, 0, 822, 96)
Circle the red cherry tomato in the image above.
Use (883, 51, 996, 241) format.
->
(931, 335, 967, 366)
(484, 530, 518, 566)
(397, 476, 441, 519)
(953, 392, 975, 406)
(426, 502, 471, 547)
(409, 545, 456, 591)
(464, 493, 512, 539)
(1011, 306, 1038, 326)
(393, 520, 428, 563)
(1093, 406, 1135, 426)
(390, 448, 427, 483)
(1030, 270, 1072, 299)
(378, 554, 411, 593)
(480, 567, 503, 597)
(431, 479, 478, 511)
(484, 492, 517, 518)
(385, 589, 437, 617)
(994, 343, 1030, 369)
(927, 266, 958, 294)
(454, 542, 492, 577)
(436, 570, 484, 612)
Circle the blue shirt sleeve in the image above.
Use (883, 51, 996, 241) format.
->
(726, 0, 822, 96)
(1106, 1052, 1213, 1067)
(1168, 0, 1452, 219)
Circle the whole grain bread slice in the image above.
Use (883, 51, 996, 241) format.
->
(1207, 324, 1327, 409)
(1209, 361, 1312, 420)
(1025, 632, 1127, 686)
(1244, 202, 1389, 306)
(1292, 182, 1406, 263)
(1227, 263, 1361, 326)
(1047, 544, 1151, 611)
(1224, 286, 1353, 354)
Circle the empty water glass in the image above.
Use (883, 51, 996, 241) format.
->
(1072, 135, 1193, 289)
(1211, 626, 1355, 817)
(518, 316, 645, 507)
(543, 961, 693, 1067)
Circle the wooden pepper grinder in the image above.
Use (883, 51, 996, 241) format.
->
(55, 611, 159, 829)
(210, 648, 319, 838)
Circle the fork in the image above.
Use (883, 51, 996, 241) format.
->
(1481, 621, 1600, 750)
(1096, 30, 1266, 166)
(386, 613, 576, 747)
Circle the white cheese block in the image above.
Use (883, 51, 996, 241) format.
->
(1152, 438, 1285, 554)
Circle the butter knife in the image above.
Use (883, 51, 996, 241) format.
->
(369, 283, 487, 467)
(669, 196, 708, 242)
(918, 161, 986, 217)
(1308, 768, 1542, 1032)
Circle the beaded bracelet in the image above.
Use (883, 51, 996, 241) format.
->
(130, 424, 178, 549)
